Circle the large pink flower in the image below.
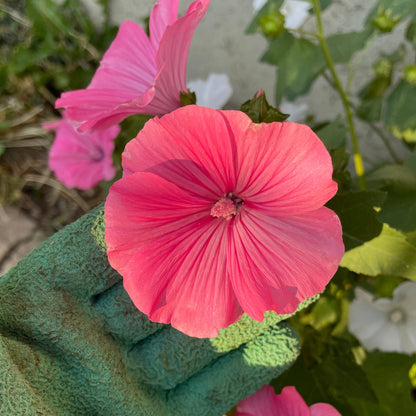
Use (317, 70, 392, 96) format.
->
(235, 385, 342, 416)
(104, 106, 344, 337)
(44, 117, 119, 189)
(55, 0, 209, 132)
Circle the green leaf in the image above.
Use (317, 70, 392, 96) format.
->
(318, 0, 332, 10)
(26, 0, 71, 37)
(349, 352, 416, 416)
(330, 148, 353, 190)
(326, 29, 373, 63)
(314, 118, 347, 150)
(406, 18, 416, 49)
(10, 36, 56, 74)
(384, 80, 416, 142)
(378, 193, 416, 232)
(262, 33, 325, 102)
(326, 191, 386, 250)
(340, 224, 416, 279)
(0, 144, 5, 158)
(272, 328, 377, 416)
(375, 154, 416, 232)
(357, 75, 391, 122)
(368, 156, 416, 192)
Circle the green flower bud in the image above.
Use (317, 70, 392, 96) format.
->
(374, 58, 392, 78)
(371, 7, 400, 33)
(258, 10, 286, 39)
(404, 65, 416, 85)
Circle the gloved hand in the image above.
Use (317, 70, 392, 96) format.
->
(0, 205, 311, 416)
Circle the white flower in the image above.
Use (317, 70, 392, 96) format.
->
(252, 0, 311, 30)
(281, 0, 311, 30)
(279, 101, 308, 122)
(187, 73, 233, 109)
(348, 282, 416, 354)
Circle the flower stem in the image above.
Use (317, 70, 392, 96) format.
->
(322, 73, 402, 163)
(311, 0, 366, 189)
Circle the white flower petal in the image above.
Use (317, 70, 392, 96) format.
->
(392, 281, 416, 314)
(369, 322, 403, 353)
(187, 73, 233, 109)
(281, 0, 311, 30)
(398, 323, 416, 354)
(279, 101, 308, 122)
(252, 0, 267, 12)
(348, 299, 389, 343)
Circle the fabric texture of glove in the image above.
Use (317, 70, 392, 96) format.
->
(0, 205, 313, 416)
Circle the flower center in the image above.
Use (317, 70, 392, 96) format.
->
(90, 147, 104, 162)
(210, 193, 243, 220)
(389, 308, 406, 324)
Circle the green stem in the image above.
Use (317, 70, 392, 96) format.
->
(312, 0, 366, 189)
(322, 73, 402, 163)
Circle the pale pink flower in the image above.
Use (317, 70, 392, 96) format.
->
(235, 385, 342, 416)
(55, 0, 209, 131)
(44, 117, 119, 189)
(104, 105, 344, 338)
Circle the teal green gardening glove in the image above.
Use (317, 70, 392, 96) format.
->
(0, 205, 309, 416)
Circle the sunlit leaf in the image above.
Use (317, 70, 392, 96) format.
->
(340, 224, 416, 279)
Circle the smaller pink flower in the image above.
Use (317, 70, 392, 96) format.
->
(44, 117, 119, 189)
(236, 385, 342, 416)
(55, 0, 209, 131)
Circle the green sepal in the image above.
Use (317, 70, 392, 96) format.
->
(240, 90, 289, 123)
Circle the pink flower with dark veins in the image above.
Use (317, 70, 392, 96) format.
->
(44, 117, 119, 189)
(104, 105, 344, 338)
(235, 385, 342, 416)
(55, 0, 209, 131)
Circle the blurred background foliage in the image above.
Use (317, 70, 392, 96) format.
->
(0, 0, 146, 232)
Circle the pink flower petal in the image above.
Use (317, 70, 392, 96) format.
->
(144, 0, 210, 115)
(149, 0, 179, 49)
(233, 120, 338, 215)
(310, 403, 342, 416)
(274, 386, 311, 415)
(56, 0, 209, 131)
(56, 22, 156, 131)
(45, 118, 119, 189)
(229, 207, 343, 319)
(122, 106, 246, 198)
(236, 385, 340, 416)
(235, 385, 278, 416)
(105, 172, 242, 337)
